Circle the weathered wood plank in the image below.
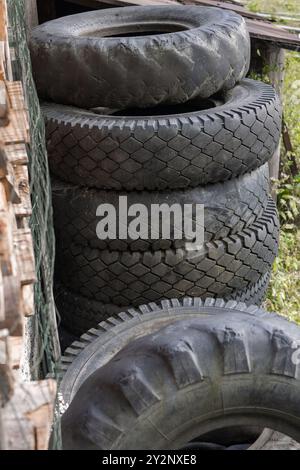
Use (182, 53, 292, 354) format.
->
(0, 328, 14, 406)
(0, 181, 16, 277)
(6, 334, 23, 369)
(13, 164, 32, 219)
(65, 0, 173, 7)
(22, 283, 34, 317)
(14, 228, 36, 286)
(0, 82, 29, 145)
(0, 0, 12, 81)
(1, 274, 22, 336)
(0, 80, 7, 118)
(5, 144, 28, 165)
(2, 379, 57, 450)
(25, 0, 39, 31)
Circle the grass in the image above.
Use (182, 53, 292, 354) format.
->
(245, 0, 300, 322)
(282, 54, 300, 163)
(265, 231, 300, 323)
(247, 0, 300, 15)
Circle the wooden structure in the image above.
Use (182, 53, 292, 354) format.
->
(0, 0, 56, 450)
(35, 0, 300, 52)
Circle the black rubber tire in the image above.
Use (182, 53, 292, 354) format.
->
(55, 198, 279, 307)
(60, 298, 300, 449)
(55, 270, 270, 337)
(30, 6, 250, 110)
(55, 283, 122, 337)
(52, 163, 269, 251)
(43, 79, 281, 190)
(230, 270, 270, 306)
(59, 297, 275, 401)
(58, 325, 78, 354)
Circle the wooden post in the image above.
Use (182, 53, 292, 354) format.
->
(0, 0, 12, 81)
(264, 46, 285, 193)
(250, 40, 285, 199)
(25, 0, 39, 30)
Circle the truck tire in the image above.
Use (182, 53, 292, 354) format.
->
(55, 270, 270, 337)
(43, 79, 281, 190)
(55, 283, 121, 337)
(56, 198, 279, 306)
(30, 6, 250, 109)
(60, 298, 300, 449)
(52, 163, 269, 251)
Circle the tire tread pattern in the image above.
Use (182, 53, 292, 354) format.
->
(56, 198, 279, 306)
(44, 80, 281, 190)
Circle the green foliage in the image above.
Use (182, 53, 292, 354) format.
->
(248, 69, 270, 84)
(248, 1, 260, 13)
(265, 230, 300, 323)
(266, 53, 300, 322)
(245, 1, 300, 322)
(246, 0, 300, 15)
(282, 54, 300, 170)
(275, 174, 300, 229)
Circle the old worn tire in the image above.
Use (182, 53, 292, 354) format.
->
(60, 298, 300, 449)
(230, 270, 270, 306)
(43, 79, 281, 190)
(30, 6, 250, 109)
(55, 198, 279, 306)
(55, 270, 271, 337)
(55, 284, 122, 337)
(52, 163, 269, 251)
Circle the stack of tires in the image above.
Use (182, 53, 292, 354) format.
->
(30, 6, 300, 451)
(30, 5, 281, 338)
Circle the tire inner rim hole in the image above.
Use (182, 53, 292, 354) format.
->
(98, 96, 222, 117)
(81, 23, 189, 38)
(180, 426, 264, 451)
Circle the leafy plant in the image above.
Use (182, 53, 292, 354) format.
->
(246, 0, 300, 15)
(245, 0, 300, 323)
(275, 174, 300, 229)
(282, 55, 300, 171)
(248, 1, 260, 13)
(265, 230, 300, 323)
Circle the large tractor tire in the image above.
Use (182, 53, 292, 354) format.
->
(60, 298, 300, 449)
